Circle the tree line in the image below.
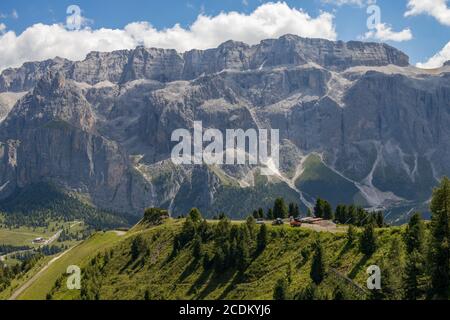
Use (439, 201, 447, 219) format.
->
(248, 196, 384, 228)
(273, 177, 450, 300)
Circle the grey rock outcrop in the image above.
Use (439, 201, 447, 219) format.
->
(0, 35, 448, 223)
(0, 35, 409, 92)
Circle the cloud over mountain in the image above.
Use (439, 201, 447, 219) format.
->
(0, 2, 336, 71)
(418, 41, 450, 68)
(363, 23, 413, 42)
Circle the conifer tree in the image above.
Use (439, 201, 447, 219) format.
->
(192, 234, 202, 260)
(289, 203, 295, 217)
(273, 277, 288, 300)
(273, 198, 288, 219)
(294, 204, 300, 217)
(286, 262, 293, 284)
(360, 222, 377, 256)
(314, 198, 324, 218)
(131, 235, 147, 260)
(236, 231, 250, 271)
(257, 224, 268, 253)
(267, 208, 274, 220)
(323, 201, 333, 220)
(347, 225, 356, 244)
(258, 208, 264, 219)
(335, 205, 346, 223)
(382, 238, 404, 300)
(376, 211, 384, 228)
(310, 241, 325, 285)
(245, 216, 257, 241)
(429, 177, 450, 299)
(347, 205, 357, 225)
(188, 208, 202, 223)
(403, 250, 425, 300)
(404, 213, 425, 254)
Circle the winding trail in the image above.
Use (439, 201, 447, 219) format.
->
(8, 227, 126, 300)
(8, 245, 77, 300)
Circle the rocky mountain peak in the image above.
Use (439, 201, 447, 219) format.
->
(444, 60, 450, 67)
(0, 35, 412, 94)
(1, 36, 443, 223)
(217, 40, 250, 51)
(35, 71, 66, 92)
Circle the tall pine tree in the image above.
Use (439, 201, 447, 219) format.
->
(310, 241, 325, 285)
(360, 222, 377, 256)
(403, 213, 426, 300)
(429, 177, 450, 299)
(273, 198, 288, 219)
(257, 224, 268, 253)
(323, 201, 333, 220)
(314, 198, 324, 218)
(273, 277, 288, 300)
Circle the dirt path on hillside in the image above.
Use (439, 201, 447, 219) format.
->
(8, 245, 77, 300)
(301, 223, 347, 233)
(9, 227, 125, 300)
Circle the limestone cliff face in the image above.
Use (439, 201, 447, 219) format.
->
(0, 35, 409, 91)
(0, 72, 154, 213)
(0, 35, 448, 222)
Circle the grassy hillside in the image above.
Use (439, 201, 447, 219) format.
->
(296, 154, 368, 208)
(16, 218, 407, 301)
(12, 231, 124, 300)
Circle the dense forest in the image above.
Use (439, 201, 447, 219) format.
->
(0, 182, 134, 230)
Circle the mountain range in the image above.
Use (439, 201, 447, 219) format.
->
(1, 34, 449, 223)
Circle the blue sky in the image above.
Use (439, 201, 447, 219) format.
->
(0, 0, 449, 70)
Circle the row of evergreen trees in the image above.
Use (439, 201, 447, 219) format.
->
(273, 177, 450, 300)
(251, 198, 295, 220)
(311, 198, 384, 227)
(250, 196, 384, 228)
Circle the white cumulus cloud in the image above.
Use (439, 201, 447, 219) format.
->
(417, 41, 450, 68)
(405, 0, 450, 26)
(363, 23, 413, 42)
(0, 2, 337, 72)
